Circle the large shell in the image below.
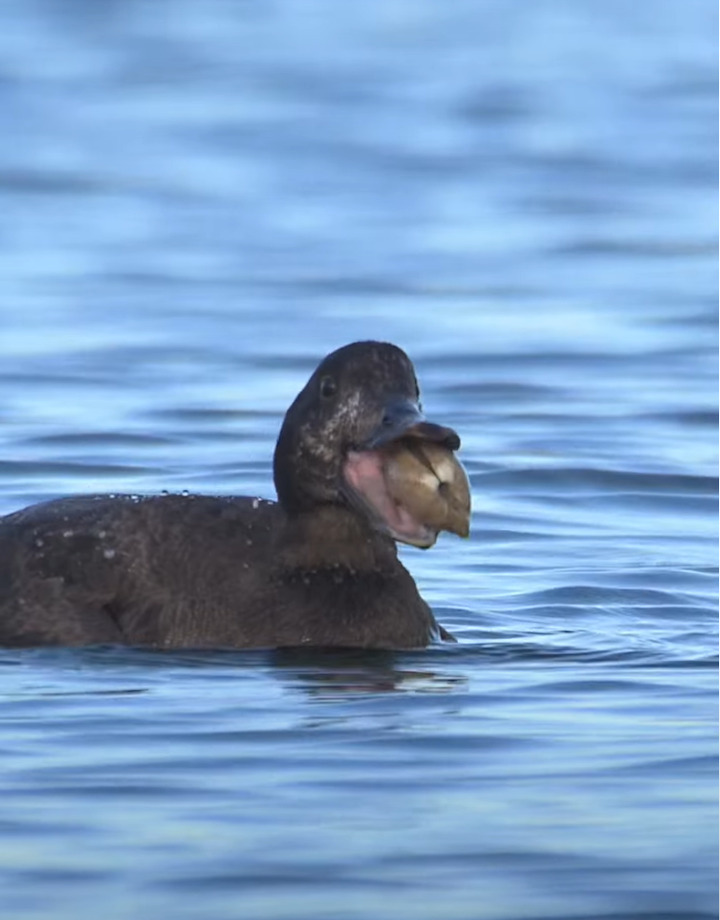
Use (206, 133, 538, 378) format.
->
(383, 440, 471, 537)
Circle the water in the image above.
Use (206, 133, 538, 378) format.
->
(0, 1, 717, 918)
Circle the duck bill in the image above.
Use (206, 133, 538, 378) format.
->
(363, 398, 461, 452)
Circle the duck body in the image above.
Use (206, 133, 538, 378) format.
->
(0, 342, 467, 649)
(0, 493, 438, 648)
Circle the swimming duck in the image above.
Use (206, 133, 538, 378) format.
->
(0, 341, 470, 649)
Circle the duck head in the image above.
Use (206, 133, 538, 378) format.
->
(273, 341, 468, 548)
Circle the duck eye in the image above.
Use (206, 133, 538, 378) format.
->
(319, 375, 337, 399)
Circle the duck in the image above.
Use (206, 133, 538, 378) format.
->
(0, 341, 470, 649)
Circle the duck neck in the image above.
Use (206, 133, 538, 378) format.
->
(276, 505, 398, 574)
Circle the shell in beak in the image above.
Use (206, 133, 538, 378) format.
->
(383, 439, 470, 539)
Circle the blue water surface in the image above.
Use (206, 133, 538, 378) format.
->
(0, 2, 717, 919)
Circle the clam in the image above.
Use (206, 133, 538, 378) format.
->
(383, 440, 471, 538)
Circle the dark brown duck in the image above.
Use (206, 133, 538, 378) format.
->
(0, 342, 470, 649)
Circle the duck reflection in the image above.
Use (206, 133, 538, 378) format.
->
(267, 646, 467, 696)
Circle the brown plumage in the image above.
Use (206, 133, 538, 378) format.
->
(0, 342, 468, 649)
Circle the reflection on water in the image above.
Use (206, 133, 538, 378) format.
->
(0, 0, 717, 918)
(269, 648, 469, 696)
